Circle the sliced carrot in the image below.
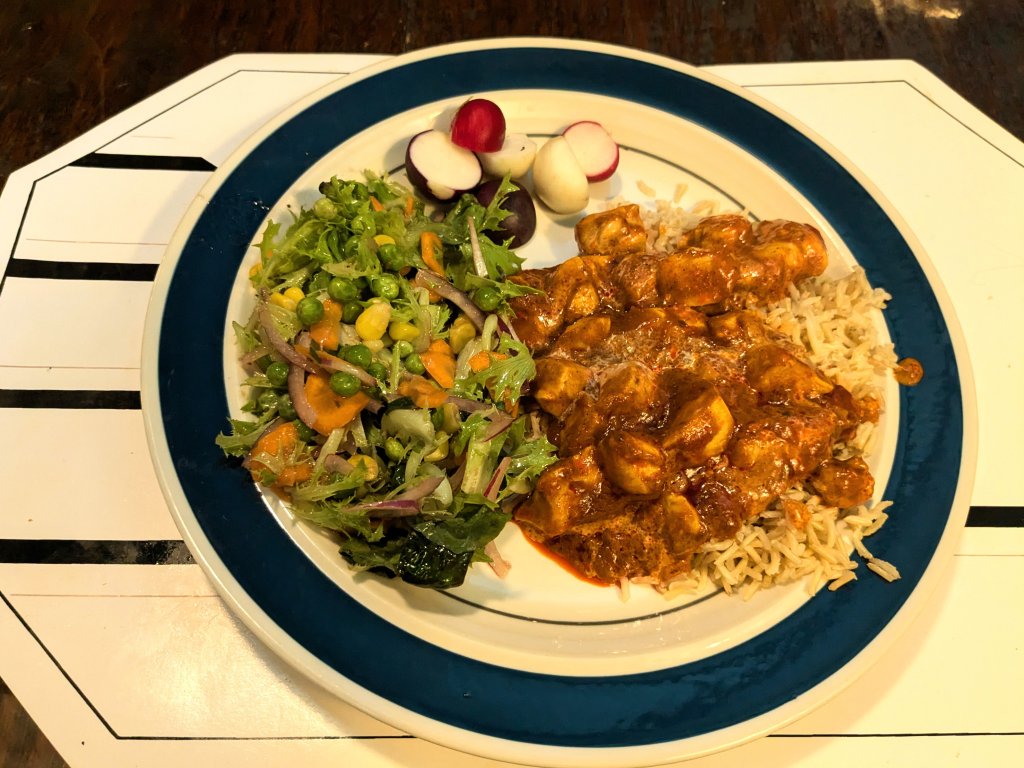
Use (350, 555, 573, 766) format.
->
(397, 375, 449, 408)
(468, 350, 508, 374)
(420, 338, 456, 389)
(249, 422, 312, 487)
(404, 196, 415, 217)
(369, 196, 384, 212)
(304, 373, 370, 435)
(420, 231, 444, 274)
(310, 298, 342, 350)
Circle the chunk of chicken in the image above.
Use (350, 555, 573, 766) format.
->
(548, 315, 612, 357)
(744, 345, 834, 404)
(575, 204, 648, 256)
(596, 362, 661, 422)
(662, 383, 735, 466)
(515, 446, 603, 538)
(533, 358, 592, 418)
(809, 457, 875, 508)
(656, 248, 739, 307)
(596, 430, 666, 495)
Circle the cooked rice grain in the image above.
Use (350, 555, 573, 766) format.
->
(631, 201, 901, 597)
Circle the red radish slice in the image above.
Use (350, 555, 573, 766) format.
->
(478, 133, 537, 178)
(450, 98, 506, 152)
(562, 121, 619, 182)
(405, 130, 482, 202)
(532, 136, 590, 214)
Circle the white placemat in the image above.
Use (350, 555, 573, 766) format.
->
(1, 54, 1021, 768)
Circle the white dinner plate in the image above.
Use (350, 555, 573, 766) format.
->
(142, 38, 975, 767)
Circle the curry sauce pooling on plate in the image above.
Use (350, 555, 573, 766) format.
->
(509, 205, 915, 587)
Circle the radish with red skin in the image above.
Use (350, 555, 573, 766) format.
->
(477, 133, 537, 178)
(474, 179, 537, 248)
(449, 98, 506, 153)
(405, 130, 482, 202)
(562, 121, 619, 182)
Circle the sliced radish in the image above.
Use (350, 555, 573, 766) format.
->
(405, 130, 483, 202)
(562, 121, 619, 182)
(478, 132, 537, 178)
(531, 136, 590, 215)
(450, 98, 506, 153)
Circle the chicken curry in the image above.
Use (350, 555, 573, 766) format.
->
(508, 205, 888, 585)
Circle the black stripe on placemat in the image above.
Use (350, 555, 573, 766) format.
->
(965, 506, 1024, 527)
(0, 540, 193, 565)
(0, 390, 140, 409)
(4, 258, 158, 281)
(69, 152, 216, 172)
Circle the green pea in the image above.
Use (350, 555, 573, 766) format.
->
(366, 361, 388, 381)
(343, 344, 372, 369)
(393, 339, 414, 358)
(296, 296, 325, 327)
(472, 286, 502, 312)
(328, 277, 360, 302)
(341, 300, 362, 324)
(430, 408, 445, 430)
(278, 394, 297, 421)
(329, 371, 361, 397)
(377, 243, 404, 271)
(313, 198, 338, 220)
(384, 437, 406, 462)
(371, 274, 400, 300)
(308, 270, 331, 295)
(404, 353, 425, 375)
(265, 361, 290, 388)
(293, 420, 317, 442)
(257, 390, 278, 412)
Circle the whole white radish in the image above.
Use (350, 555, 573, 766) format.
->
(532, 136, 590, 215)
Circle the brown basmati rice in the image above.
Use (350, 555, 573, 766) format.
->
(626, 200, 902, 599)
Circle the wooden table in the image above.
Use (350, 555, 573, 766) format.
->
(2, 2, 1022, 766)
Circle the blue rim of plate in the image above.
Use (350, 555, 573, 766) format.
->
(154, 45, 964, 751)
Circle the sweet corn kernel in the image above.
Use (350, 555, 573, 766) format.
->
(355, 302, 392, 341)
(425, 432, 450, 463)
(269, 292, 297, 311)
(364, 339, 385, 354)
(388, 320, 420, 342)
(449, 315, 477, 353)
(373, 234, 396, 246)
(350, 454, 379, 481)
(283, 286, 305, 303)
(248, 262, 262, 277)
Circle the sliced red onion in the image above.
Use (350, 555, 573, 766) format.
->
(356, 499, 422, 518)
(482, 411, 515, 442)
(484, 456, 512, 501)
(288, 364, 320, 429)
(484, 539, 511, 579)
(413, 270, 486, 330)
(497, 316, 521, 343)
(317, 350, 378, 387)
(258, 301, 318, 374)
(323, 454, 355, 475)
(240, 345, 272, 368)
(446, 395, 492, 413)
(449, 461, 467, 493)
(468, 215, 487, 278)
(395, 475, 444, 501)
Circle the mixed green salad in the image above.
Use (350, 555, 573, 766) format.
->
(216, 172, 556, 589)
